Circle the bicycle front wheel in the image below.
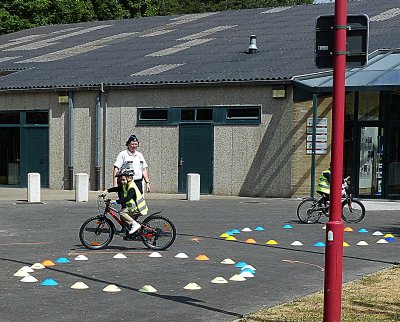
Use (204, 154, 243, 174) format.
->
(140, 215, 176, 251)
(79, 216, 115, 250)
(297, 198, 322, 224)
(342, 199, 365, 223)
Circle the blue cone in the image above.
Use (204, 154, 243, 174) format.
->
(235, 261, 247, 268)
(357, 228, 368, 233)
(254, 226, 265, 231)
(231, 229, 240, 234)
(385, 237, 396, 242)
(224, 231, 234, 236)
(283, 224, 293, 229)
(240, 268, 256, 274)
(314, 242, 326, 247)
(41, 278, 59, 286)
(55, 257, 71, 263)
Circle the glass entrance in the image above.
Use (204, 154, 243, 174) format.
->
(358, 126, 383, 197)
(387, 127, 400, 198)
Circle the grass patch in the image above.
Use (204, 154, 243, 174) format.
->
(239, 266, 400, 322)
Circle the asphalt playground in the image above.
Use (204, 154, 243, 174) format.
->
(0, 190, 399, 322)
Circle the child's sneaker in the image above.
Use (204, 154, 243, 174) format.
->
(129, 222, 141, 235)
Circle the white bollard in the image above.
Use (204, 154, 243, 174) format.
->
(27, 173, 41, 203)
(187, 173, 200, 201)
(75, 173, 89, 202)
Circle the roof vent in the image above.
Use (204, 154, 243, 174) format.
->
(248, 35, 257, 54)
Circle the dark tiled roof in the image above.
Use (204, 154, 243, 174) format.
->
(0, 0, 399, 90)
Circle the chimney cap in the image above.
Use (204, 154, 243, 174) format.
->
(248, 35, 257, 54)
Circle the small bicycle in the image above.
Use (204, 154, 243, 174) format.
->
(297, 176, 366, 224)
(79, 195, 176, 250)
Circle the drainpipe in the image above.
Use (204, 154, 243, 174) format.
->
(68, 91, 74, 190)
(95, 85, 103, 191)
(310, 93, 318, 198)
(102, 92, 108, 190)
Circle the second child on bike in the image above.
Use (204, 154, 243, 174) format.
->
(102, 169, 148, 235)
(316, 165, 331, 211)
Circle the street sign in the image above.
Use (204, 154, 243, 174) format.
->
(315, 14, 369, 68)
(306, 117, 328, 155)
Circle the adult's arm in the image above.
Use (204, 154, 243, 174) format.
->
(142, 168, 151, 193)
(112, 166, 119, 187)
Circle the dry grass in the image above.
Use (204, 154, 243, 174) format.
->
(239, 266, 400, 322)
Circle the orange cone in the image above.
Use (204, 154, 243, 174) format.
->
(195, 254, 210, 261)
(41, 259, 55, 267)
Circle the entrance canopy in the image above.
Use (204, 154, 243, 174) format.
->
(292, 49, 400, 92)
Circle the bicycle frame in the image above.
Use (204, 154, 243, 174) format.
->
(99, 198, 126, 228)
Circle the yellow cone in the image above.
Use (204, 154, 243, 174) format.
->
(266, 239, 278, 245)
(384, 233, 394, 238)
(344, 227, 353, 232)
(219, 233, 229, 238)
(343, 242, 350, 247)
(225, 236, 237, 241)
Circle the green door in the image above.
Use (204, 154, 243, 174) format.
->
(20, 127, 49, 187)
(178, 124, 213, 194)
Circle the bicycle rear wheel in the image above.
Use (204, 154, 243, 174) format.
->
(140, 215, 176, 251)
(297, 198, 322, 223)
(342, 199, 365, 223)
(79, 216, 115, 250)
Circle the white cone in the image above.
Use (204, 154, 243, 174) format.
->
(175, 253, 189, 259)
(376, 239, 388, 244)
(20, 275, 38, 283)
(139, 285, 157, 293)
(229, 274, 246, 282)
(322, 225, 326, 230)
(148, 252, 162, 258)
(242, 228, 252, 232)
(74, 255, 89, 261)
(19, 266, 34, 273)
(291, 241, 303, 246)
(113, 253, 127, 259)
(184, 283, 201, 290)
(356, 241, 369, 246)
(31, 263, 46, 270)
(13, 270, 30, 277)
(211, 277, 228, 284)
(372, 231, 383, 236)
(221, 258, 235, 265)
(71, 282, 89, 289)
(103, 284, 121, 292)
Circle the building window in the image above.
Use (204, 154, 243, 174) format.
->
(226, 108, 260, 120)
(358, 91, 382, 121)
(26, 111, 48, 124)
(181, 109, 213, 122)
(139, 109, 168, 121)
(0, 112, 20, 124)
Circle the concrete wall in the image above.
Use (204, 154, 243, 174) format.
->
(101, 84, 292, 196)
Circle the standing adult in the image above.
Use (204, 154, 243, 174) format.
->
(113, 134, 151, 194)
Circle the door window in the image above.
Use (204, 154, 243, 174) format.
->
(358, 126, 383, 196)
(387, 127, 400, 198)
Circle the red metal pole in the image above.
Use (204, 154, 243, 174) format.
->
(323, 0, 347, 321)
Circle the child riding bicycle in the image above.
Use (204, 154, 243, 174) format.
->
(102, 168, 148, 235)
